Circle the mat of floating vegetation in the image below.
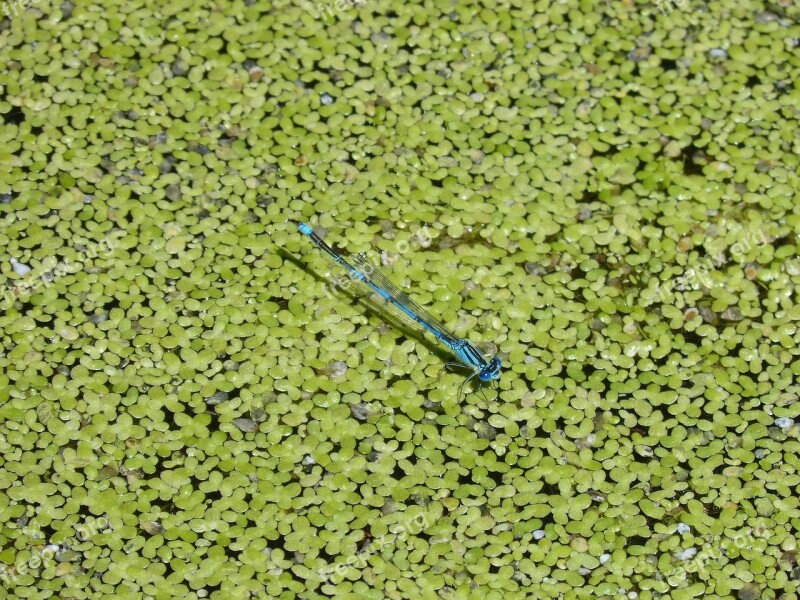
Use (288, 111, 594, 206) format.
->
(1, 1, 799, 599)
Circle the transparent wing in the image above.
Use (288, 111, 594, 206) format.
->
(350, 253, 462, 346)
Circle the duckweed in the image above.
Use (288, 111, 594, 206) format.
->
(1, 0, 800, 599)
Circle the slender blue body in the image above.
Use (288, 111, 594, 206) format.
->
(295, 222, 502, 387)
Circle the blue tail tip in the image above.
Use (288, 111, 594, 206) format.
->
(297, 222, 313, 235)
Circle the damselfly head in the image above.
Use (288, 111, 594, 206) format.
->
(479, 357, 502, 382)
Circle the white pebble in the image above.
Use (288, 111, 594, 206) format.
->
(675, 547, 697, 561)
(775, 417, 794, 428)
(329, 361, 348, 377)
(10, 257, 31, 276)
(599, 553, 611, 565)
(321, 93, 334, 105)
(676, 523, 691, 534)
(532, 530, 545, 540)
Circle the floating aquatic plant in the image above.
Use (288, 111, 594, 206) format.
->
(0, 0, 799, 599)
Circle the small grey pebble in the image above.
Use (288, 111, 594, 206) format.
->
(206, 391, 229, 405)
(737, 583, 761, 600)
(675, 547, 697, 561)
(351, 403, 371, 421)
(698, 306, 717, 323)
(232, 418, 259, 433)
(89, 312, 109, 324)
(328, 361, 347, 377)
(721, 307, 744, 321)
(172, 60, 189, 76)
(525, 262, 546, 276)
